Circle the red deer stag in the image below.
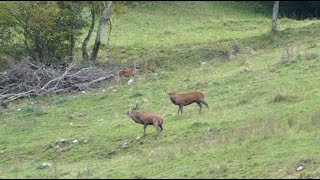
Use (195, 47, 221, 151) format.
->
(126, 102, 164, 138)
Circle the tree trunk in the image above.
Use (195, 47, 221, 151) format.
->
(90, 1, 113, 63)
(105, 19, 112, 58)
(272, 1, 279, 34)
(70, 14, 76, 61)
(23, 21, 32, 56)
(82, 8, 95, 62)
(33, 34, 44, 62)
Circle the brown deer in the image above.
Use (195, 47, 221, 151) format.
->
(165, 90, 209, 115)
(117, 62, 139, 78)
(126, 102, 164, 138)
(118, 68, 135, 78)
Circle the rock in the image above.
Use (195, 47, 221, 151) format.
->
(122, 143, 128, 149)
(122, 139, 131, 149)
(72, 140, 79, 144)
(296, 165, 304, 171)
(37, 162, 52, 169)
(60, 139, 67, 143)
(128, 79, 133, 85)
(122, 139, 132, 148)
(136, 135, 142, 140)
(84, 140, 88, 143)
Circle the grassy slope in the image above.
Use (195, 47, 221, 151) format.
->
(1, 1, 320, 178)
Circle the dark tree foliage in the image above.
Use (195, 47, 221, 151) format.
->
(259, 1, 320, 20)
(0, 1, 88, 65)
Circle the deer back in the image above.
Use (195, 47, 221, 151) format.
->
(169, 91, 204, 105)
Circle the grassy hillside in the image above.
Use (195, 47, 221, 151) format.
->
(1, 1, 320, 178)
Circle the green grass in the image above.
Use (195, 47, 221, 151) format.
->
(1, 1, 320, 179)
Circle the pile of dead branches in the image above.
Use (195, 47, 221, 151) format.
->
(0, 57, 116, 102)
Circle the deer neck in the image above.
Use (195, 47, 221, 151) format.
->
(130, 111, 143, 123)
(169, 95, 179, 105)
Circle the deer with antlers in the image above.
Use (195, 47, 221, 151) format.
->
(125, 102, 164, 138)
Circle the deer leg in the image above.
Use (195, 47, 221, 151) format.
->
(180, 105, 184, 115)
(143, 125, 147, 137)
(202, 101, 209, 109)
(153, 123, 162, 139)
(177, 105, 182, 115)
(197, 102, 203, 114)
(156, 126, 161, 138)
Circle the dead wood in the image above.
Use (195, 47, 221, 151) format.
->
(0, 57, 116, 102)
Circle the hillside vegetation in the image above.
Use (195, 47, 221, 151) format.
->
(1, 1, 320, 178)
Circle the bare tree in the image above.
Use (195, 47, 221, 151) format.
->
(272, 1, 280, 34)
(82, 7, 95, 62)
(90, 1, 113, 63)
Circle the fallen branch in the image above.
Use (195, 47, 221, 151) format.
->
(0, 57, 117, 102)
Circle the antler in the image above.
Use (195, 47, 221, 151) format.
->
(136, 101, 144, 109)
(133, 101, 144, 110)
